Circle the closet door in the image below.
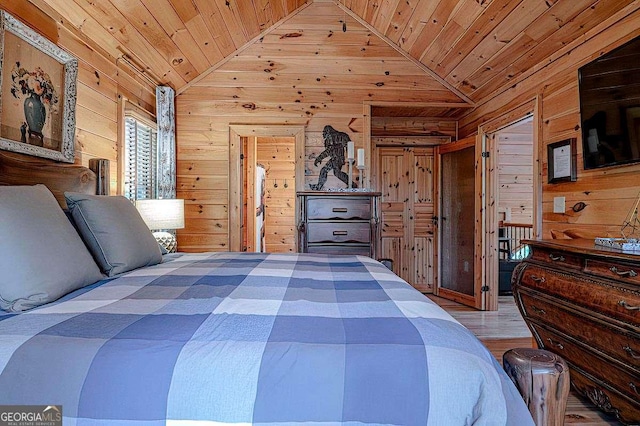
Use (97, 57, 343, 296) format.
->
(378, 147, 434, 292)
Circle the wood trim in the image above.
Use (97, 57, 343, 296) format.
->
(335, 1, 475, 106)
(479, 101, 536, 134)
(437, 135, 475, 154)
(366, 101, 474, 109)
(363, 103, 372, 189)
(482, 132, 497, 311)
(437, 287, 476, 307)
(229, 124, 305, 252)
(117, 94, 126, 195)
(176, 2, 314, 96)
(533, 94, 543, 239)
(246, 136, 257, 252)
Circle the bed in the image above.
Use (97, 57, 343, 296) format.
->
(0, 152, 534, 425)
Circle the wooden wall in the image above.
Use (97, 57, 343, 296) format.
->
(459, 6, 640, 239)
(497, 119, 533, 225)
(175, 2, 466, 252)
(0, 0, 155, 194)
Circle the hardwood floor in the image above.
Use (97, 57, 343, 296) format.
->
(428, 294, 623, 425)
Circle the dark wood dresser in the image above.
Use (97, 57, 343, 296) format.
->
(512, 239, 640, 425)
(297, 191, 380, 257)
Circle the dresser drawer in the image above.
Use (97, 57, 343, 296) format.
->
(307, 222, 370, 244)
(532, 324, 640, 403)
(585, 258, 640, 286)
(518, 291, 640, 370)
(530, 246, 583, 270)
(520, 264, 640, 325)
(307, 198, 370, 220)
(306, 245, 371, 256)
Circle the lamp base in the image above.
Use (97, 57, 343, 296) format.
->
(153, 231, 178, 253)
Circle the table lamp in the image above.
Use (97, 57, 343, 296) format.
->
(136, 199, 185, 253)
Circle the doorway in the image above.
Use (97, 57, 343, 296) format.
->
(479, 100, 540, 311)
(229, 125, 305, 252)
(488, 116, 535, 295)
(243, 136, 296, 253)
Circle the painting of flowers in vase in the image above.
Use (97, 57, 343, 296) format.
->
(0, 11, 77, 163)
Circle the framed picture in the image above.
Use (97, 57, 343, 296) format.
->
(0, 10, 77, 163)
(548, 138, 577, 183)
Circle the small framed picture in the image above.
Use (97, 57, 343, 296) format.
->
(548, 138, 577, 183)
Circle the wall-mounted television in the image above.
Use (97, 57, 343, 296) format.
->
(579, 35, 640, 170)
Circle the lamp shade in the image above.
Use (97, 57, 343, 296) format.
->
(136, 199, 185, 230)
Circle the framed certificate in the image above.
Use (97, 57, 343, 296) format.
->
(548, 138, 577, 183)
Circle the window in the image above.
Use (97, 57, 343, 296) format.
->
(124, 115, 158, 201)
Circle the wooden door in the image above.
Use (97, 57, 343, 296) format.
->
(436, 136, 484, 309)
(378, 147, 435, 292)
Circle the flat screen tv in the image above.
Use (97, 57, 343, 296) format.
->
(579, 35, 640, 169)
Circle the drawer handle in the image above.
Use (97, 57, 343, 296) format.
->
(531, 305, 546, 315)
(530, 275, 546, 283)
(332, 208, 348, 213)
(618, 300, 640, 311)
(623, 345, 640, 360)
(333, 230, 348, 236)
(549, 254, 565, 262)
(610, 266, 637, 277)
(546, 338, 564, 350)
(630, 383, 639, 395)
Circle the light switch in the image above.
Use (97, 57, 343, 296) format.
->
(553, 196, 565, 213)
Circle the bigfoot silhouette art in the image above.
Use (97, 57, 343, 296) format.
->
(310, 125, 356, 190)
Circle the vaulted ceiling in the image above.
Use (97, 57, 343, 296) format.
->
(26, 0, 638, 107)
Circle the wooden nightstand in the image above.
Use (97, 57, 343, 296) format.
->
(297, 191, 380, 257)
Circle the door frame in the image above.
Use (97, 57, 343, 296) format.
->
(229, 125, 305, 252)
(477, 97, 542, 311)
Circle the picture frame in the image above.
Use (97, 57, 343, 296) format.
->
(547, 138, 577, 183)
(0, 10, 77, 163)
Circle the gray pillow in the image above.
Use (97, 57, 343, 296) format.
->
(64, 193, 162, 276)
(0, 185, 104, 312)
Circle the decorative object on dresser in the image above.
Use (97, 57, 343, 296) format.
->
(309, 125, 354, 190)
(297, 191, 380, 257)
(136, 198, 185, 253)
(512, 239, 640, 425)
(0, 10, 78, 163)
(595, 190, 640, 251)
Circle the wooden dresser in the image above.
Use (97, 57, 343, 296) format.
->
(297, 191, 380, 257)
(512, 239, 640, 425)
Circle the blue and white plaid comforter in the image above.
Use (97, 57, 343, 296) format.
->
(0, 253, 533, 425)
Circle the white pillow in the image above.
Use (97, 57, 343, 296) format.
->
(0, 185, 104, 312)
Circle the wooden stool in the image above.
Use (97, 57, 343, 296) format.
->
(503, 348, 570, 426)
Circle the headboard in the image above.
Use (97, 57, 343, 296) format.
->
(0, 151, 110, 208)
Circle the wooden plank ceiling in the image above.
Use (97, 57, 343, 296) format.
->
(31, 0, 637, 111)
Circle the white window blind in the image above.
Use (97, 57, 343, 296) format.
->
(124, 116, 158, 201)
